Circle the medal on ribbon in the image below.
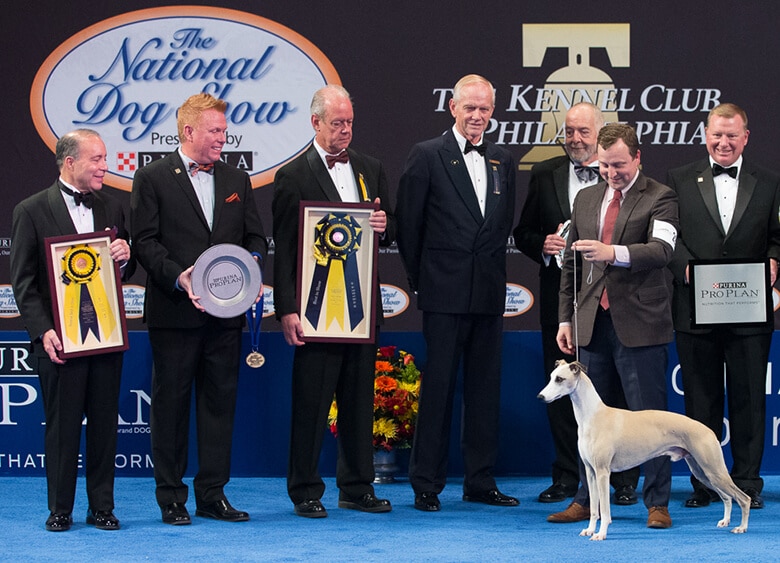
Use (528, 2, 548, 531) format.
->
(245, 262, 265, 368)
(305, 212, 364, 331)
(60, 244, 116, 345)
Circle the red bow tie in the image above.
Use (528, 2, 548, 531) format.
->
(325, 151, 349, 169)
(189, 162, 214, 176)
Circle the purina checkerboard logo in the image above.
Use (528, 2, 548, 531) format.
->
(30, 7, 340, 191)
(117, 152, 137, 172)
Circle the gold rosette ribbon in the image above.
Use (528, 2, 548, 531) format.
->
(60, 244, 116, 345)
(305, 212, 364, 331)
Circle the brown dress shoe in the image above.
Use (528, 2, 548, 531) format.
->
(547, 501, 590, 523)
(647, 506, 672, 529)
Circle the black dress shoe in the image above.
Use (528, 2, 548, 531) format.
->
(86, 508, 120, 530)
(538, 483, 577, 503)
(684, 488, 717, 508)
(161, 502, 191, 525)
(338, 493, 392, 513)
(463, 489, 520, 506)
(414, 492, 441, 512)
(613, 485, 638, 505)
(742, 488, 764, 509)
(45, 512, 73, 532)
(294, 499, 328, 518)
(196, 499, 250, 522)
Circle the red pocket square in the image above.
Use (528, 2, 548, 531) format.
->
(225, 193, 241, 203)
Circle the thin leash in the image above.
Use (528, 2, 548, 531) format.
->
(572, 243, 580, 364)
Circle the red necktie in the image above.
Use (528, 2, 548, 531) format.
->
(326, 150, 349, 168)
(599, 188, 622, 310)
(189, 162, 214, 176)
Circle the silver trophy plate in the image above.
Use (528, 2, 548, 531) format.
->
(191, 244, 262, 318)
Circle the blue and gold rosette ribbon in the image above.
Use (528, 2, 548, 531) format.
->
(60, 244, 116, 345)
(305, 212, 364, 331)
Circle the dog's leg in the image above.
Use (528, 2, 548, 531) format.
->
(685, 450, 750, 533)
(580, 462, 600, 538)
(592, 467, 612, 541)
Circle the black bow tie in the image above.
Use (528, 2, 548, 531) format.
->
(464, 140, 486, 156)
(574, 164, 599, 184)
(61, 186, 94, 209)
(712, 163, 738, 179)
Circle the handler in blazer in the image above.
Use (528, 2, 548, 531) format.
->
(273, 85, 396, 518)
(11, 129, 132, 532)
(667, 103, 780, 510)
(396, 75, 517, 511)
(514, 102, 638, 505)
(553, 123, 678, 529)
(131, 93, 267, 525)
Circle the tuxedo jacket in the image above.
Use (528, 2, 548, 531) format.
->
(11, 182, 133, 346)
(131, 151, 267, 329)
(396, 129, 516, 315)
(559, 172, 678, 347)
(272, 144, 396, 320)
(514, 155, 572, 326)
(667, 157, 780, 335)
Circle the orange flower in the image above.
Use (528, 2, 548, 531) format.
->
(375, 360, 394, 374)
(330, 345, 420, 450)
(375, 375, 398, 392)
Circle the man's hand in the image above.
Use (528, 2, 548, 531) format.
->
(368, 197, 386, 234)
(42, 329, 66, 365)
(556, 325, 575, 355)
(281, 313, 305, 346)
(543, 223, 567, 256)
(107, 234, 130, 264)
(178, 266, 205, 312)
(574, 239, 615, 264)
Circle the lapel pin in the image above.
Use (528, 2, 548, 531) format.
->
(697, 177, 704, 183)
(451, 159, 460, 166)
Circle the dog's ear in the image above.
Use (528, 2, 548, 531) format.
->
(569, 362, 583, 375)
(554, 359, 566, 368)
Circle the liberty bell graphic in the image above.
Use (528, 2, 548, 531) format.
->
(519, 24, 630, 171)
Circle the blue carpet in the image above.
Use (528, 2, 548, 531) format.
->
(3, 476, 779, 562)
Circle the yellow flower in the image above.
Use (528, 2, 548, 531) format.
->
(373, 417, 398, 440)
(328, 400, 338, 426)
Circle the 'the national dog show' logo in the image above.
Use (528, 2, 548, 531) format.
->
(30, 7, 340, 191)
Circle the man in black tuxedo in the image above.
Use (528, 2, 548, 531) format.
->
(667, 103, 780, 510)
(514, 102, 639, 505)
(273, 85, 395, 518)
(11, 129, 132, 532)
(131, 93, 267, 525)
(396, 74, 517, 511)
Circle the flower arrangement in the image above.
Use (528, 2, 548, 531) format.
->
(328, 345, 421, 451)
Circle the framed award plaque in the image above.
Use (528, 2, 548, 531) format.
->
(45, 230, 129, 358)
(297, 201, 378, 343)
(689, 258, 773, 329)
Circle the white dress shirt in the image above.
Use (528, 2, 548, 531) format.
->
(452, 126, 488, 216)
(313, 141, 360, 203)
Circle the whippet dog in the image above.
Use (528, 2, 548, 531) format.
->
(538, 360, 750, 540)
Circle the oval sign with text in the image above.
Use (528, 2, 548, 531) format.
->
(504, 283, 534, 317)
(31, 7, 340, 191)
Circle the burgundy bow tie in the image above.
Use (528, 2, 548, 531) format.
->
(189, 162, 215, 176)
(325, 151, 349, 169)
(61, 186, 94, 209)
